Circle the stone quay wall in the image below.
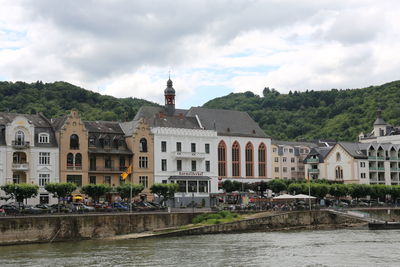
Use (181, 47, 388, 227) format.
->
(0, 212, 197, 246)
(160, 210, 366, 237)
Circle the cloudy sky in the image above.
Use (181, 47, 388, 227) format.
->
(1, 0, 400, 108)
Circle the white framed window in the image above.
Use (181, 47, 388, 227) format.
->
(39, 152, 50, 165)
(139, 176, 148, 188)
(38, 133, 49, 143)
(361, 173, 366, 179)
(360, 162, 366, 168)
(39, 173, 50, 187)
(273, 148, 277, 153)
(283, 157, 287, 162)
(139, 156, 148, 168)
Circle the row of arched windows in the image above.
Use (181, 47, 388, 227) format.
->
(70, 134, 126, 150)
(218, 141, 267, 178)
(67, 153, 82, 168)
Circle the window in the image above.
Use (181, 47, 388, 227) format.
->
(188, 181, 197, 192)
(291, 158, 295, 163)
(283, 167, 287, 173)
(336, 153, 341, 162)
(89, 176, 96, 184)
(206, 161, 210, 172)
(361, 173, 366, 179)
(75, 153, 82, 168)
(105, 156, 112, 169)
(335, 166, 343, 180)
(67, 175, 82, 187)
(38, 133, 49, 143)
(67, 153, 74, 167)
(162, 159, 167, 171)
(360, 162, 366, 168)
(291, 167, 295, 171)
(258, 143, 266, 177)
(139, 138, 148, 152)
(177, 160, 182, 171)
(13, 174, 20, 184)
(284, 148, 288, 153)
(274, 167, 279, 172)
(218, 141, 227, 177)
(283, 157, 287, 162)
(177, 180, 186, 192)
(89, 136, 96, 147)
(273, 147, 277, 153)
(70, 134, 79, 149)
(90, 155, 96, 171)
(161, 141, 167, 152)
(274, 157, 279, 162)
(139, 156, 148, 168)
(139, 176, 148, 188)
(199, 181, 208, 193)
(232, 141, 240, 177)
(245, 142, 253, 177)
(162, 180, 167, 184)
(289, 149, 293, 153)
(39, 174, 50, 187)
(104, 176, 111, 184)
(205, 144, 210, 154)
(39, 152, 50, 165)
(192, 160, 197, 171)
(39, 194, 49, 204)
(15, 130, 25, 145)
(176, 142, 182, 152)
(119, 156, 126, 170)
(191, 143, 196, 153)
(103, 137, 110, 148)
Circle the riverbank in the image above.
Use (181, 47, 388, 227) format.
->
(0, 209, 370, 246)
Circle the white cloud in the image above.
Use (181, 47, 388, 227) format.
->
(0, 0, 400, 107)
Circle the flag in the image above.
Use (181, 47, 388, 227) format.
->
(120, 164, 133, 180)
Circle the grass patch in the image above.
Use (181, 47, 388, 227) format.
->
(192, 211, 241, 225)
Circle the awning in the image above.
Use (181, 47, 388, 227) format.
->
(273, 194, 296, 200)
(168, 176, 211, 180)
(294, 194, 316, 199)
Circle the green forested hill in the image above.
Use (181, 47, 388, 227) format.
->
(203, 80, 400, 141)
(0, 81, 158, 121)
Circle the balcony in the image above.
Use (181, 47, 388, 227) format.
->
(370, 167, 385, 171)
(377, 156, 385, 161)
(12, 162, 29, 171)
(172, 151, 206, 159)
(308, 168, 319, 174)
(89, 166, 127, 173)
(12, 141, 30, 149)
(391, 168, 400, 172)
(389, 157, 399, 161)
(306, 158, 319, 163)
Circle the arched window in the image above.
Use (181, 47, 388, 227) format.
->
(67, 153, 74, 167)
(140, 138, 148, 152)
(70, 134, 79, 149)
(336, 152, 341, 162)
(113, 138, 119, 149)
(103, 136, 110, 148)
(15, 130, 25, 145)
(232, 141, 240, 177)
(75, 153, 82, 167)
(218, 141, 227, 177)
(258, 143, 266, 177)
(245, 142, 253, 177)
(335, 166, 343, 180)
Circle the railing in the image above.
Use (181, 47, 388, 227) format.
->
(11, 141, 30, 149)
(368, 156, 377, 160)
(369, 167, 385, 171)
(89, 166, 127, 172)
(390, 168, 400, 172)
(306, 158, 319, 163)
(389, 157, 399, 161)
(12, 163, 29, 170)
(67, 165, 83, 171)
(377, 156, 385, 161)
(172, 151, 206, 159)
(308, 168, 319, 174)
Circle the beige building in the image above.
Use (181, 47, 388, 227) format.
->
(272, 141, 316, 180)
(121, 118, 154, 199)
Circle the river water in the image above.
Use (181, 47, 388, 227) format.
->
(0, 229, 399, 267)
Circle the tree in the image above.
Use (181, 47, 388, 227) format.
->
(0, 183, 39, 207)
(81, 184, 112, 203)
(45, 182, 77, 211)
(150, 183, 179, 206)
(329, 184, 348, 199)
(116, 183, 144, 201)
(310, 183, 329, 199)
(268, 179, 287, 194)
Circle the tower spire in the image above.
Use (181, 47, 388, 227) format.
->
(164, 76, 176, 115)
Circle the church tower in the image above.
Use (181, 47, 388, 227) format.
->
(164, 77, 175, 115)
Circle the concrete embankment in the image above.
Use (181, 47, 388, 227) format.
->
(155, 210, 367, 237)
(0, 209, 369, 245)
(0, 212, 198, 246)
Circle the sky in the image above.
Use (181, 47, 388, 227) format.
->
(1, 0, 400, 108)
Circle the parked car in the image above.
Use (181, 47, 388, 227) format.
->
(135, 201, 157, 211)
(0, 207, 5, 216)
(50, 204, 73, 213)
(35, 204, 53, 214)
(21, 205, 47, 215)
(0, 204, 20, 215)
(70, 203, 95, 212)
(110, 202, 129, 211)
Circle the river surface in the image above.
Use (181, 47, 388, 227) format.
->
(0, 229, 399, 267)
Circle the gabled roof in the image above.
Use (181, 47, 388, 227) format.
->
(336, 142, 367, 159)
(0, 112, 52, 127)
(272, 140, 318, 147)
(186, 107, 267, 138)
(50, 116, 68, 131)
(84, 121, 124, 134)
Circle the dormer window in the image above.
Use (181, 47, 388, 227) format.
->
(15, 130, 25, 145)
(103, 136, 111, 148)
(89, 136, 96, 147)
(39, 133, 49, 143)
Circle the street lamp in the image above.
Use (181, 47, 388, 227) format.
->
(191, 185, 195, 215)
(258, 185, 261, 211)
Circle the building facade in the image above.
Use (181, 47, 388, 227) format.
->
(0, 113, 59, 205)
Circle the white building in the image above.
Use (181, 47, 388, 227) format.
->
(0, 113, 59, 205)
